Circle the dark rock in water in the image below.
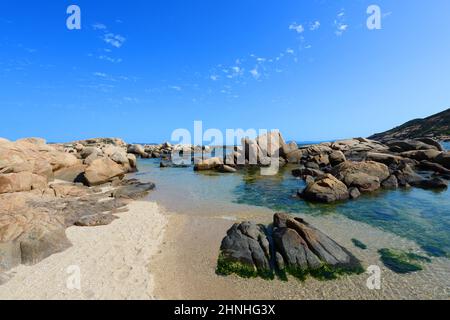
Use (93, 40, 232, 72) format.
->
(378, 248, 431, 274)
(411, 177, 448, 190)
(292, 168, 324, 178)
(418, 161, 450, 174)
(75, 214, 118, 227)
(218, 213, 363, 281)
(112, 180, 156, 199)
(301, 174, 349, 203)
(349, 187, 361, 199)
(381, 175, 399, 189)
(218, 222, 272, 278)
(435, 152, 450, 169)
(351, 239, 367, 250)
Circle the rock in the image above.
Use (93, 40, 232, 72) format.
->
(386, 139, 439, 152)
(83, 158, 125, 186)
(53, 164, 87, 183)
(311, 154, 330, 167)
(219, 222, 271, 276)
(283, 141, 299, 155)
(127, 144, 148, 158)
(75, 214, 118, 227)
(50, 183, 91, 198)
(349, 187, 361, 199)
(292, 168, 324, 178)
(273, 227, 322, 271)
(286, 149, 307, 164)
(415, 138, 444, 151)
(127, 154, 137, 169)
(110, 151, 129, 165)
(218, 165, 237, 173)
(0, 242, 21, 271)
(301, 174, 349, 203)
(366, 152, 403, 165)
(16, 137, 46, 145)
(305, 162, 320, 170)
(19, 227, 72, 266)
(332, 161, 390, 182)
(80, 147, 102, 159)
(242, 138, 263, 165)
(0, 172, 47, 194)
(343, 172, 381, 193)
(435, 152, 450, 169)
(412, 177, 448, 190)
(112, 181, 156, 199)
(194, 157, 223, 171)
(329, 151, 346, 166)
(401, 150, 442, 162)
(381, 175, 399, 189)
(256, 132, 288, 158)
(418, 161, 450, 174)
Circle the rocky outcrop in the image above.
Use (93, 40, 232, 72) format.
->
(83, 158, 125, 186)
(218, 213, 363, 280)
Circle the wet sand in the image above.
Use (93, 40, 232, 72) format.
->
(152, 204, 450, 300)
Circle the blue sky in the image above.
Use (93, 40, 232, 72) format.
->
(1, 0, 450, 143)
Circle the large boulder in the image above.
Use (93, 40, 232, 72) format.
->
(83, 158, 125, 186)
(401, 150, 442, 162)
(343, 172, 381, 193)
(256, 132, 288, 158)
(435, 152, 450, 169)
(329, 151, 346, 166)
(53, 164, 87, 183)
(127, 144, 148, 158)
(286, 149, 307, 164)
(366, 152, 404, 165)
(386, 139, 439, 152)
(332, 161, 390, 182)
(301, 174, 349, 203)
(219, 222, 271, 276)
(0, 172, 47, 194)
(194, 157, 223, 171)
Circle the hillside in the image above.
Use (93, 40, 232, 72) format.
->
(369, 108, 450, 142)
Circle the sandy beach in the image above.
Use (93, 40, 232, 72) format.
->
(0, 201, 167, 300)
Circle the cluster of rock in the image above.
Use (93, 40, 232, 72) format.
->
(126, 142, 212, 160)
(218, 213, 362, 279)
(0, 137, 155, 278)
(292, 138, 449, 203)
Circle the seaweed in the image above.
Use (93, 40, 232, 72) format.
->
(351, 239, 368, 250)
(378, 248, 431, 274)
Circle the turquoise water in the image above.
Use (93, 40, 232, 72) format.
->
(136, 158, 450, 258)
(443, 141, 450, 151)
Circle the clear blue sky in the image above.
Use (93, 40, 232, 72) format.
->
(1, 0, 449, 143)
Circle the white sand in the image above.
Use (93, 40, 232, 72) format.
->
(0, 201, 167, 300)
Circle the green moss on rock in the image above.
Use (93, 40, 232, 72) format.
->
(378, 248, 431, 274)
(216, 253, 274, 280)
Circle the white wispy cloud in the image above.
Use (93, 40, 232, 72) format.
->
(103, 33, 126, 48)
(289, 22, 304, 34)
(169, 85, 182, 91)
(92, 23, 107, 30)
(98, 55, 123, 63)
(334, 11, 348, 36)
(310, 21, 321, 31)
(250, 67, 260, 79)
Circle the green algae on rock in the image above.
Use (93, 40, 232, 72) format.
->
(379, 248, 431, 274)
(352, 239, 368, 250)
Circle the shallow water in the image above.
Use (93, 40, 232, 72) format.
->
(135, 158, 450, 258)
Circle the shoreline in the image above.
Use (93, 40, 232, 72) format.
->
(0, 200, 167, 300)
(151, 202, 450, 300)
